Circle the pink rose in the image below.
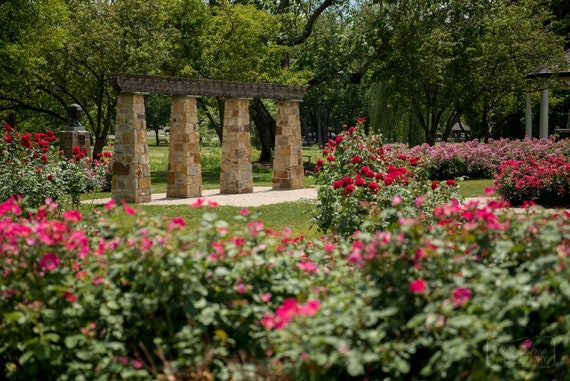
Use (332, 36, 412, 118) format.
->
(452, 287, 472, 307)
(409, 278, 427, 294)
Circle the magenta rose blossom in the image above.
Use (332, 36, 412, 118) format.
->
(452, 287, 472, 307)
(409, 278, 427, 294)
(39, 253, 60, 271)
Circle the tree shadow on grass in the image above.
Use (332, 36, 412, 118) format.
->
(151, 165, 275, 190)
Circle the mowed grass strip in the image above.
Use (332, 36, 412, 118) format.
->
(82, 145, 493, 239)
(83, 200, 320, 239)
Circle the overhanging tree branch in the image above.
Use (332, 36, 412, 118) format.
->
(0, 94, 66, 122)
(287, 0, 336, 46)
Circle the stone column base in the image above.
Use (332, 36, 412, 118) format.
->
(60, 131, 91, 160)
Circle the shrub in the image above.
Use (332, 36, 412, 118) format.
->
(0, 197, 323, 380)
(312, 118, 462, 236)
(494, 156, 570, 207)
(408, 137, 570, 180)
(0, 123, 112, 207)
(91, 151, 114, 192)
(2, 195, 570, 380)
(265, 199, 570, 380)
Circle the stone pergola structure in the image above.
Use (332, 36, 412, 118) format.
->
(525, 49, 570, 138)
(110, 74, 307, 203)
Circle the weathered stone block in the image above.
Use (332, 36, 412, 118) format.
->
(113, 162, 131, 176)
(138, 177, 151, 189)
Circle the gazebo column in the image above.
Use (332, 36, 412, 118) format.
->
(273, 99, 305, 190)
(111, 93, 151, 203)
(220, 98, 253, 194)
(167, 96, 202, 198)
(525, 91, 533, 138)
(540, 88, 549, 139)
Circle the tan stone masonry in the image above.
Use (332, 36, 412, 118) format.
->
(111, 93, 151, 203)
(273, 100, 305, 189)
(220, 98, 253, 194)
(166, 96, 202, 198)
(110, 75, 306, 203)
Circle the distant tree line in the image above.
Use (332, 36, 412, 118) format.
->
(0, 0, 568, 159)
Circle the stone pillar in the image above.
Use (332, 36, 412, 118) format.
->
(273, 100, 304, 190)
(60, 131, 91, 159)
(220, 98, 253, 194)
(167, 96, 202, 198)
(540, 88, 549, 139)
(60, 104, 91, 160)
(525, 91, 533, 138)
(111, 93, 151, 203)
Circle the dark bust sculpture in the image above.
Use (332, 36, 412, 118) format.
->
(66, 104, 86, 131)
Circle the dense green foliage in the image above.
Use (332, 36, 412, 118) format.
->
(1, 0, 567, 150)
(364, 0, 563, 143)
(5, 111, 570, 378)
(3, 180, 570, 379)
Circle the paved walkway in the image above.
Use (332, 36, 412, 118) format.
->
(86, 187, 318, 207)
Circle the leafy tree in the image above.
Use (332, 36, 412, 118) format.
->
(145, 94, 171, 146)
(463, 0, 563, 140)
(296, 3, 373, 142)
(0, 0, 184, 157)
(1, 0, 349, 162)
(174, 0, 342, 162)
(549, 0, 570, 49)
(364, 0, 562, 144)
(191, 1, 291, 162)
(0, 0, 70, 128)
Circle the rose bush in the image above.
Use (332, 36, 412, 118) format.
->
(3, 192, 570, 379)
(312, 118, 462, 236)
(494, 156, 570, 207)
(0, 197, 326, 380)
(0, 123, 112, 208)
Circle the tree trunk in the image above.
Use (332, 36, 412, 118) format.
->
(198, 97, 223, 143)
(153, 126, 160, 146)
(416, 111, 435, 146)
(250, 98, 276, 163)
(88, 105, 112, 160)
(482, 105, 491, 142)
(441, 110, 459, 142)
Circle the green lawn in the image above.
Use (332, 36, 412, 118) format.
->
(88, 200, 320, 239)
(458, 178, 494, 198)
(82, 145, 494, 239)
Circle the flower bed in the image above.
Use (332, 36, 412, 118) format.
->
(494, 156, 570, 207)
(407, 137, 570, 180)
(0, 123, 112, 208)
(2, 195, 570, 380)
(3, 119, 570, 380)
(393, 135, 570, 208)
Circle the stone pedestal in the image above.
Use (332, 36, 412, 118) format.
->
(220, 98, 253, 194)
(167, 96, 202, 198)
(273, 100, 304, 190)
(111, 93, 151, 203)
(60, 131, 91, 160)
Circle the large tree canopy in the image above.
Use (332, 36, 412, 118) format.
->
(0, 0, 567, 151)
(363, 0, 563, 144)
(0, 0, 184, 155)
